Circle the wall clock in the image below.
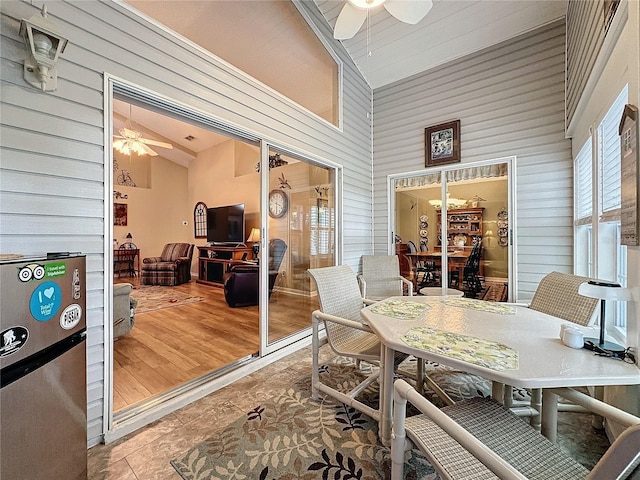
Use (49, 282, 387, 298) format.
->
(269, 189, 289, 219)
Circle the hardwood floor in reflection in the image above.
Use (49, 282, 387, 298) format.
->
(113, 277, 316, 411)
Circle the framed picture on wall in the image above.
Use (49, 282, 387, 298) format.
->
(425, 120, 461, 167)
(620, 104, 639, 246)
(114, 203, 128, 226)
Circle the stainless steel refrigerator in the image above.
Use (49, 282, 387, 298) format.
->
(1, 253, 87, 479)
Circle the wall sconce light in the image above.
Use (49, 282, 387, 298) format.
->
(19, 6, 68, 92)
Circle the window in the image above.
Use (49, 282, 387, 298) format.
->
(124, 1, 340, 126)
(574, 85, 628, 341)
(574, 140, 593, 277)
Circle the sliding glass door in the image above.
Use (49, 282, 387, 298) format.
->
(393, 159, 514, 301)
(262, 146, 337, 352)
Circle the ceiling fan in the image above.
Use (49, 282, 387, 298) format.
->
(113, 105, 173, 157)
(333, 0, 433, 40)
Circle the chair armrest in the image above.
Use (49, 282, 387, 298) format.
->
(503, 302, 530, 307)
(393, 379, 527, 480)
(229, 264, 259, 274)
(175, 256, 190, 263)
(363, 298, 376, 306)
(548, 388, 640, 428)
(143, 256, 162, 264)
(399, 276, 413, 296)
(312, 310, 373, 333)
(113, 283, 133, 296)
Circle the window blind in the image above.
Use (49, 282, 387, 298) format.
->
(599, 85, 628, 221)
(575, 139, 592, 225)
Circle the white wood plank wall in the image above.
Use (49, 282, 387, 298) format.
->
(0, 0, 372, 445)
(372, 20, 572, 301)
(566, 0, 606, 128)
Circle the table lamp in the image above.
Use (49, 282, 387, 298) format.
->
(247, 228, 260, 260)
(578, 280, 632, 353)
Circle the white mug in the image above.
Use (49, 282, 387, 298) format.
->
(562, 328, 584, 349)
(559, 323, 575, 339)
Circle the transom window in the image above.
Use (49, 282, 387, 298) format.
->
(124, 0, 340, 126)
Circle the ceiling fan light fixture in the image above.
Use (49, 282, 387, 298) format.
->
(334, 0, 432, 39)
(113, 138, 148, 156)
(348, 0, 386, 10)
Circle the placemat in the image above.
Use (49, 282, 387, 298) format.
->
(442, 297, 516, 315)
(403, 326, 519, 370)
(369, 299, 431, 319)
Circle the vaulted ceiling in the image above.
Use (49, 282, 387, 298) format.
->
(313, 0, 568, 89)
(115, 0, 568, 166)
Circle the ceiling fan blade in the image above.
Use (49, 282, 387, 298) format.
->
(140, 138, 173, 149)
(334, 2, 367, 40)
(383, 0, 433, 24)
(141, 143, 158, 156)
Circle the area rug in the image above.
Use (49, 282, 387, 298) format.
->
(170, 358, 531, 479)
(131, 286, 204, 313)
(479, 281, 508, 302)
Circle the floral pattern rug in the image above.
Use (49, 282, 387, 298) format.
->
(170, 356, 533, 479)
(131, 286, 204, 313)
(170, 360, 438, 479)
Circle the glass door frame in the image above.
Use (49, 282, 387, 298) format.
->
(104, 75, 343, 436)
(259, 141, 342, 356)
(388, 156, 517, 300)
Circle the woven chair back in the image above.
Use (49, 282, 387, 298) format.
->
(529, 271, 598, 326)
(308, 265, 371, 353)
(361, 255, 403, 298)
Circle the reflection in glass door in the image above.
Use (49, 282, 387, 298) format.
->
(264, 148, 336, 348)
(394, 160, 512, 301)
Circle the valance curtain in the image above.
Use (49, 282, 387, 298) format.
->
(394, 163, 508, 190)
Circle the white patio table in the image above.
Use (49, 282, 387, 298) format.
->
(360, 296, 640, 446)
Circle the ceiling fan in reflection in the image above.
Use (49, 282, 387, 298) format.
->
(113, 104, 173, 157)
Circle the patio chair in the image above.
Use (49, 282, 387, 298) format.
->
(391, 379, 640, 480)
(504, 271, 600, 423)
(308, 265, 412, 420)
(357, 254, 413, 301)
(309, 265, 451, 420)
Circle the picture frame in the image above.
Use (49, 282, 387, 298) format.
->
(425, 120, 461, 167)
(114, 203, 128, 226)
(620, 104, 639, 246)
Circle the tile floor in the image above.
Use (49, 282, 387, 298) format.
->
(88, 344, 609, 479)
